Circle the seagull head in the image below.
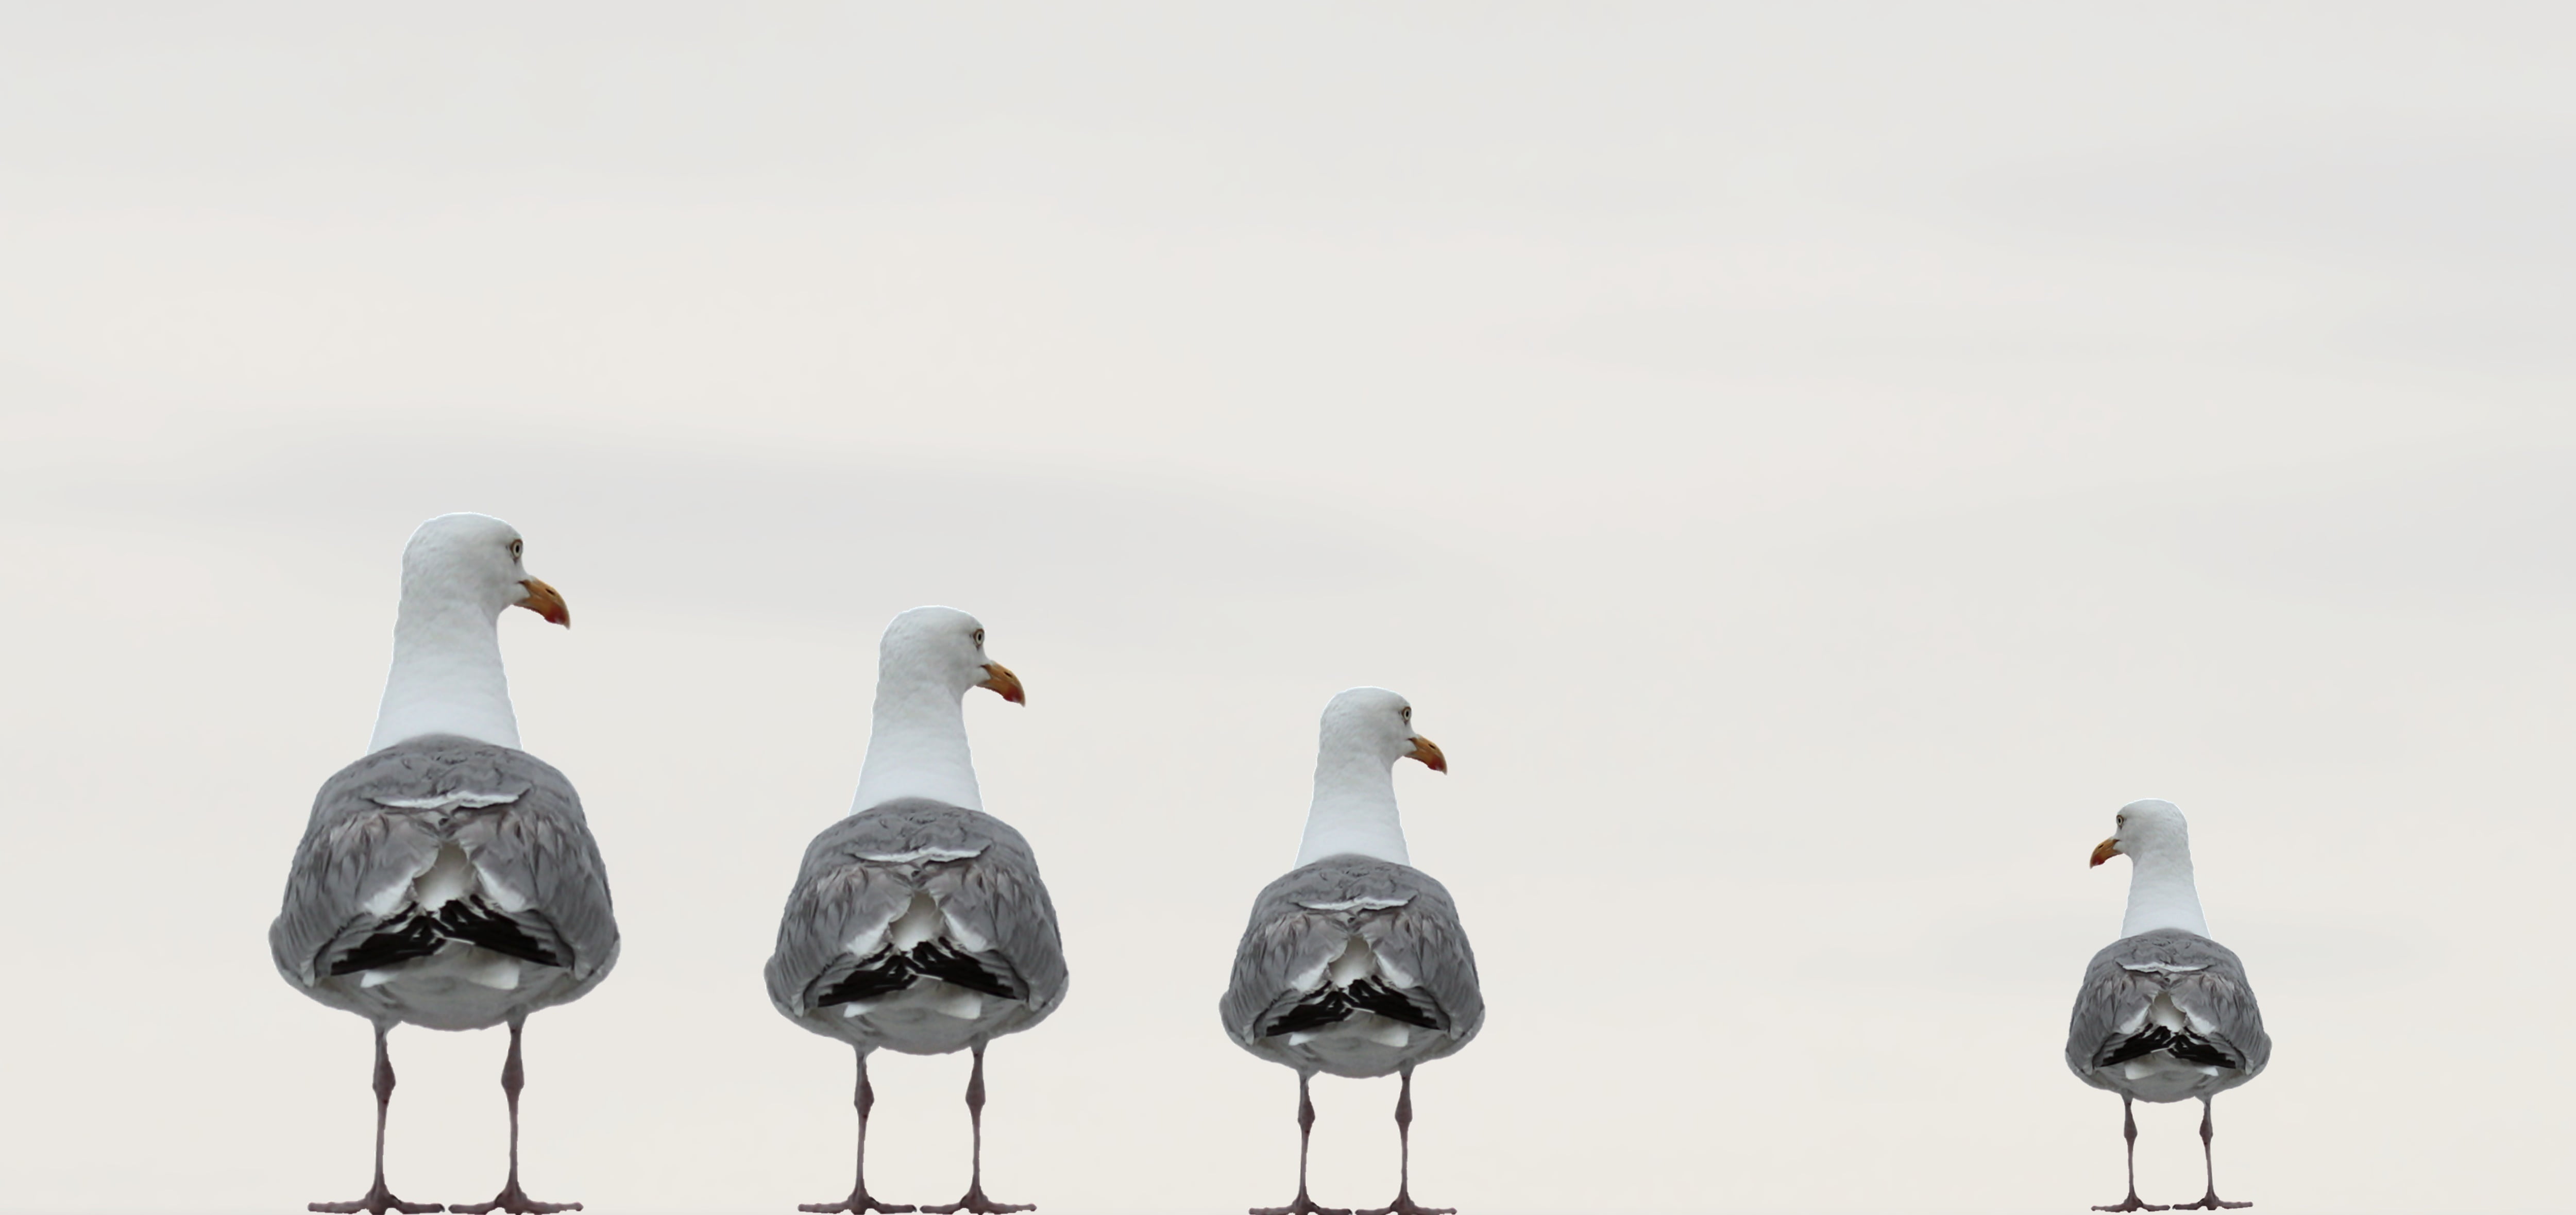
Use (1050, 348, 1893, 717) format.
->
(881, 605, 1023, 704)
(400, 512, 568, 627)
(1320, 686, 1445, 773)
(2092, 798, 2188, 867)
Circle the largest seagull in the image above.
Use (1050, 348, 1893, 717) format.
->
(270, 512, 617, 1215)
(768, 606, 1066, 1215)
(2066, 799, 2271, 1212)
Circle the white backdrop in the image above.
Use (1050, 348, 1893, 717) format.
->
(3, 5, 2571, 1213)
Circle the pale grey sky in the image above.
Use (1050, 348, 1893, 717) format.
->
(3, 5, 2572, 1214)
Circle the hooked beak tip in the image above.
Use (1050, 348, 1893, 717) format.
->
(978, 662, 1026, 705)
(514, 578, 570, 628)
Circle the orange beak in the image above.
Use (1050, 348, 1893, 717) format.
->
(978, 662, 1026, 705)
(2090, 837, 2121, 868)
(1406, 734, 1447, 773)
(514, 578, 570, 628)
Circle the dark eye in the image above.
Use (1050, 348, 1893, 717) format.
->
(972, 629, 985, 646)
(1399, 706, 1411, 721)
(509, 539, 523, 560)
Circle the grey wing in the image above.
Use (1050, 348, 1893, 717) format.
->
(764, 802, 1066, 1017)
(449, 753, 620, 982)
(926, 815, 1069, 1014)
(269, 740, 617, 990)
(1364, 876, 1484, 1045)
(2066, 929, 2269, 1078)
(2066, 950, 2153, 1077)
(766, 814, 925, 1015)
(1221, 859, 1482, 1047)
(269, 768, 444, 987)
(1221, 876, 1351, 1045)
(2166, 947, 2269, 1077)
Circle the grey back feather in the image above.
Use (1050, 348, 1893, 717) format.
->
(269, 735, 619, 1015)
(2065, 927, 2270, 1086)
(766, 798, 1068, 1024)
(1221, 855, 1484, 1054)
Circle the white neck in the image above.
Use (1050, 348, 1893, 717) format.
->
(368, 587, 519, 752)
(850, 668, 981, 813)
(2120, 845, 2210, 938)
(1294, 741, 1409, 867)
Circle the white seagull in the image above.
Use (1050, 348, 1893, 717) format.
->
(2066, 799, 2272, 1212)
(1221, 688, 1483, 1215)
(270, 513, 618, 1215)
(767, 607, 1066, 1215)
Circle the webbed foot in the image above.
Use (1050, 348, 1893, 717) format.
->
(922, 1186, 1032, 1214)
(310, 1187, 443, 1214)
(1359, 1196, 1454, 1215)
(450, 1184, 580, 1213)
(799, 1195, 918, 1214)
(1251, 1196, 1351, 1215)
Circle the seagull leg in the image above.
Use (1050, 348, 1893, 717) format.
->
(452, 1016, 581, 1214)
(1358, 1067, 1450, 1215)
(923, 1042, 1034, 1214)
(803, 1047, 917, 1214)
(1252, 1072, 1351, 1215)
(2093, 1096, 2171, 1213)
(311, 1022, 443, 1214)
(2170, 1098, 2251, 1210)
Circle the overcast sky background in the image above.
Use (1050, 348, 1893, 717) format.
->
(3, 5, 2572, 1214)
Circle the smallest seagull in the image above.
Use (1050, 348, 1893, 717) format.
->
(2066, 799, 2272, 1213)
(1222, 688, 1482, 1215)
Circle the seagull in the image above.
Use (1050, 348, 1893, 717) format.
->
(270, 513, 618, 1215)
(1222, 688, 1483, 1215)
(2066, 799, 2272, 1212)
(767, 606, 1066, 1215)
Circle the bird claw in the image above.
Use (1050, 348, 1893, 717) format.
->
(1251, 1197, 1352, 1215)
(921, 1186, 1033, 1214)
(2092, 1200, 2170, 1213)
(449, 1184, 580, 1213)
(310, 1187, 444, 1214)
(799, 1197, 918, 1214)
(1358, 1197, 1454, 1215)
(2170, 1199, 2250, 1210)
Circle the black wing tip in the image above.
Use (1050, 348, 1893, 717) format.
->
(815, 941, 1022, 1008)
(1345, 977, 1443, 1029)
(1263, 997, 1351, 1038)
(329, 917, 445, 975)
(1262, 978, 1444, 1038)
(909, 940, 1023, 1000)
(2096, 1024, 2242, 1071)
(816, 957, 917, 1006)
(434, 900, 566, 968)
(327, 901, 565, 977)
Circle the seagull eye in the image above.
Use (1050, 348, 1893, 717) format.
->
(509, 539, 523, 560)
(1399, 706, 1411, 721)
(972, 629, 985, 646)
